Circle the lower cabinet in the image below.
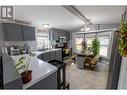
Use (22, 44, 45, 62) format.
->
(55, 50, 62, 61)
(49, 51, 56, 60)
(28, 72, 57, 89)
(37, 50, 62, 62)
(42, 53, 50, 61)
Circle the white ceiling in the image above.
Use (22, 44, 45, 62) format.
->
(14, 6, 126, 31)
(76, 6, 126, 24)
(15, 6, 84, 31)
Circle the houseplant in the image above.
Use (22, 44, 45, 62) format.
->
(118, 14, 127, 57)
(91, 39, 100, 56)
(15, 52, 35, 84)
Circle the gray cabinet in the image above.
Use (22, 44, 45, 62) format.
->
(42, 53, 50, 61)
(28, 72, 57, 89)
(55, 50, 62, 61)
(2, 23, 23, 41)
(37, 50, 62, 62)
(49, 51, 56, 60)
(59, 31, 66, 37)
(53, 31, 59, 41)
(22, 26, 35, 41)
(3, 55, 23, 89)
(49, 28, 70, 41)
(2, 23, 35, 41)
(66, 32, 70, 41)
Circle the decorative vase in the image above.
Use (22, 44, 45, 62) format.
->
(21, 70, 32, 84)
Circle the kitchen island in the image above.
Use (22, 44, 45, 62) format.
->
(4, 49, 62, 89)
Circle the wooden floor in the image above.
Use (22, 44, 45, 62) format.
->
(66, 61, 109, 89)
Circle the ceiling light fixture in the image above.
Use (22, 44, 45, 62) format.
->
(81, 28, 84, 31)
(85, 27, 90, 31)
(42, 24, 49, 28)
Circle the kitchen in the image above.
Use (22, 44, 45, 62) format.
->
(0, 6, 127, 90)
(0, 22, 70, 89)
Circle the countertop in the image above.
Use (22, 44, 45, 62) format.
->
(11, 49, 61, 89)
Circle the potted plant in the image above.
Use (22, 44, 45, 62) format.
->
(15, 52, 35, 84)
(118, 13, 127, 57)
(91, 39, 100, 56)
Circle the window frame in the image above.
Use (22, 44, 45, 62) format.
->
(35, 31, 49, 49)
(74, 34, 85, 52)
(97, 32, 112, 58)
(85, 34, 96, 49)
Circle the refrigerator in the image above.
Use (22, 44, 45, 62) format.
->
(106, 31, 122, 89)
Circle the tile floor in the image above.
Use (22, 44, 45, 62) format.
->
(66, 61, 109, 89)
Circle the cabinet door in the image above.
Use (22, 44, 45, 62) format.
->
(22, 26, 35, 41)
(2, 23, 8, 41)
(3, 23, 22, 41)
(53, 31, 59, 41)
(59, 31, 63, 37)
(55, 50, 62, 61)
(66, 32, 70, 41)
(28, 72, 57, 89)
(43, 53, 50, 61)
(49, 51, 56, 60)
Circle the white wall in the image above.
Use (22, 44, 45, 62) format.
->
(118, 57, 127, 89)
(4, 41, 36, 51)
(71, 23, 119, 32)
(118, 9, 127, 89)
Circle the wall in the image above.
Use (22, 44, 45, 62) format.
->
(99, 24, 119, 30)
(71, 23, 119, 32)
(118, 8, 127, 89)
(118, 57, 127, 89)
(4, 41, 36, 51)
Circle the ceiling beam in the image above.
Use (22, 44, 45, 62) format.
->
(62, 5, 92, 25)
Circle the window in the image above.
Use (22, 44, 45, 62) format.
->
(98, 33, 110, 57)
(74, 34, 84, 52)
(85, 34, 96, 51)
(36, 29, 49, 49)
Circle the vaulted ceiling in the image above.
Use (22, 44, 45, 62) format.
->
(14, 6, 126, 31)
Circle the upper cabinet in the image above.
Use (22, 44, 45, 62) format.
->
(2, 23, 23, 41)
(53, 30, 59, 41)
(49, 28, 70, 41)
(2, 23, 35, 41)
(22, 26, 35, 41)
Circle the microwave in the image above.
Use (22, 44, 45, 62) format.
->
(59, 36, 66, 43)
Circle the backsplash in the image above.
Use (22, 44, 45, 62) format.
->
(4, 41, 37, 51)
